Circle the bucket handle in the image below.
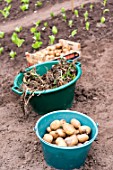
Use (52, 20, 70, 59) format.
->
(12, 86, 23, 96)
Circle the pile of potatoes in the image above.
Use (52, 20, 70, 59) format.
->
(26, 40, 76, 65)
(43, 119, 91, 147)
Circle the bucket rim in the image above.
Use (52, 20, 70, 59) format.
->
(13, 61, 82, 95)
(35, 110, 98, 150)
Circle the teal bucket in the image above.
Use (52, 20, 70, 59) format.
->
(12, 61, 82, 115)
(35, 110, 98, 169)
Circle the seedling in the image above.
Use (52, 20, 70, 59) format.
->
(11, 32, 25, 47)
(15, 26, 23, 33)
(103, 0, 107, 6)
(21, 0, 29, 3)
(35, 20, 41, 27)
(90, 4, 94, 10)
(0, 5, 11, 18)
(49, 35, 55, 45)
(84, 11, 88, 21)
(30, 27, 37, 34)
(0, 47, 4, 55)
(70, 29, 77, 37)
(32, 41, 43, 49)
(20, 4, 29, 11)
(35, 1, 43, 7)
(0, 31, 5, 38)
(68, 20, 73, 28)
(85, 21, 90, 30)
(33, 32, 41, 41)
(5, 0, 12, 4)
(44, 22, 48, 28)
(50, 12, 55, 18)
(52, 26, 58, 35)
(100, 16, 106, 23)
(9, 50, 17, 58)
(74, 10, 79, 17)
(103, 9, 109, 14)
(80, 4, 84, 8)
(62, 13, 67, 22)
(61, 7, 66, 14)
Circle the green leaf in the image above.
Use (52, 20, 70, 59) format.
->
(35, 1, 43, 7)
(15, 26, 22, 33)
(0, 47, 4, 55)
(61, 7, 66, 13)
(74, 10, 79, 17)
(100, 16, 106, 23)
(103, 9, 109, 14)
(49, 35, 55, 45)
(33, 32, 41, 41)
(68, 20, 73, 28)
(35, 20, 41, 27)
(21, 0, 29, 3)
(70, 29, 77, 37)
(0, 5, 11, 18)
(52, 26, 58, 35)
(32, 41, 43, 49)
(50, 12, 55, 18)
(90, 4, 94, 10)
(0, 31, 5, 38)
(9, 50, 17, 58)
(20, 4, 29, 11)
(30, 27, 37, 33)
(5, 0, 12, 4)
(85, 21, 90, 30)
(62, 13, 67, 22)
(44, 22, 48, 27)
(11, 32, 25, 47)
(84, 11, 88, 21)
(103, 0, 107, 6)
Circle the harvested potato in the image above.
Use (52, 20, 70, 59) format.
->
(50, 120, 61, 130)
(60, 119, 66, 126)
(56, 137, 67, 147)
(79, 126, 91, 135)
(46, 127, 52, 133)
(77, 134, 89, 143)
(74, 129, 80, 135)
(55, 43, 62, 49)
(65, 135, 78, 146)
(56, 129, 66, 138)
(77, 143, 83, 146)
(50, 131, 59, 139)
(63, 123, 75, 135)
(71, 118, 81, 129)
(43, 134, 53, 143)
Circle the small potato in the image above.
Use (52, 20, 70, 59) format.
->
(71, 119, 81, 129)
(50, 131, 59, 139)
(77, 143, 83, 146)
(79, 126, 91, 135)
(60, 119, 66, 126)
(63, 123, 75, 135)
(74, 129, 80, 135)
(55, 43, 62, 49)
(46, 127, 52, 133)
(56, 137, 67, 147)
(55, 52, 61, 57)
(43, 134, 53, 143)
(77, 134, 89, 143)
(56, 129, 66, 138)
(50, 120, 61, 130)
(65, 135, 78, 146)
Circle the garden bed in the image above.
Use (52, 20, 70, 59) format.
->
(0, 0, 113, 169)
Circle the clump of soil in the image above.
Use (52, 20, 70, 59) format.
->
(22, 59, 76, 92)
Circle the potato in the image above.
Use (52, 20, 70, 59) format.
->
(56, 137, 67, 147)
(50, 120, 61, 130)
(63, 123, 75, 135)
(77, 134, 89, 143)
(56, 129, 66, 138)
(74, 129, 80, 135)
(55, 43, 62, 49)
(79, 126, 91, 135)
(60, 119, 66, 126)
(65, 135, 78, 146)
(77, 143, 83, 146)
(71, 119, 81, 129)
(46, 127, 52, 133)
(50, 131, 59, 139)
(43, 134, 53, 143)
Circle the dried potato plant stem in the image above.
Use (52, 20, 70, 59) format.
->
(71, 0, 74, 12)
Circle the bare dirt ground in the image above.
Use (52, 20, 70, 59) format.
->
(0, 0, 113, 170)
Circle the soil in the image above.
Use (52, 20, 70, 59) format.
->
(0, 0, 113, 170)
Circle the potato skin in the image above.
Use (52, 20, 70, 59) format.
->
(56, 129, 66, 138)
(71, 118, 81, 129)
(56, 137, 67, 147)
(79, 126, 91, 135)
(65, 135, 78, 146)
(50, 131, 59, 139)
(43, 134, 53, 143)
(63, 123, 75, 135)
(77, 134, 89, 143)
(50, 120, 61, 130)
(46, 127, 52, 133)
